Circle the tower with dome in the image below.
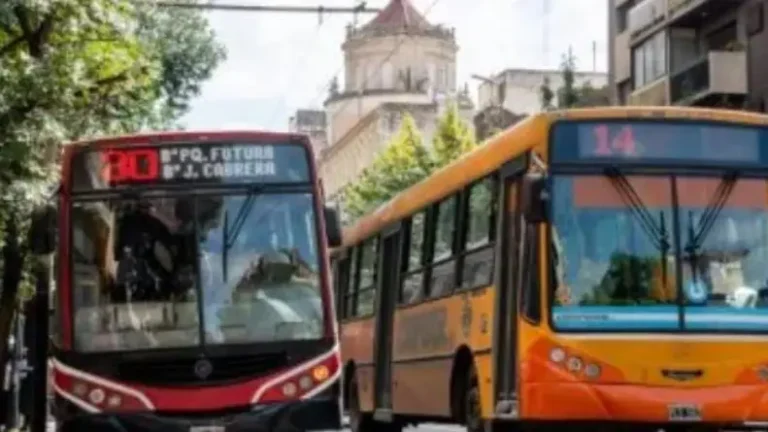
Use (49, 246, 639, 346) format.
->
(317, 0, 474, 202)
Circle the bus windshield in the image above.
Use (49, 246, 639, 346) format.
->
(550, 174, 768, 332)
(71, 192, 323, 352)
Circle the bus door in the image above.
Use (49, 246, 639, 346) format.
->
(371, 224, 402, 422)
(491, 154, 527, 419)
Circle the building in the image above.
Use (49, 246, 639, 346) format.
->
(288, 109, 328, 158)
(472, 68, 607, 141)
(317, 0, 474, 202)
(608, 0, 766, 109)
(475, 68, 608, 115)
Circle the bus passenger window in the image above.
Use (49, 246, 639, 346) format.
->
(401, 212, 426, 304)
(345, 248, 359, 318)
(461, 177, 497, 289)
(336, 256, 351, 319)
(355, 238, 379, 316)
(428, 196, 458, 298)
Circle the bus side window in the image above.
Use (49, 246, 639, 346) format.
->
(355, 237, 379, 317)
(400, 212, 427, 305)
(333, 254, 352, 320)
(426, 195, 460, 298)
(458, 175, 498, 290)
(345, 247, 360, 318)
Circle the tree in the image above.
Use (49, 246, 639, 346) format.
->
(539, 46, 610, 110)
(342, 114, 432, 219)
(0, 0, 225, 393)
(432, 103, 476, 168)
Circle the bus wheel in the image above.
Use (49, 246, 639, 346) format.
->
(464, 364, 483, 432)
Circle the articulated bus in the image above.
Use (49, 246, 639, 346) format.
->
(33, 131, 344, 432)
(331, 107, 768, 432)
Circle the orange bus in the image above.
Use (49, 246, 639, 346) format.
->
(330, 106, 768, 432)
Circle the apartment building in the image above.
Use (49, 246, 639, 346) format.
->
(608, 0, 767, 110)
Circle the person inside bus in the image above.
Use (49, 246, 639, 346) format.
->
(113, 198, 196, 304)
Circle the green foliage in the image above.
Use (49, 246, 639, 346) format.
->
(342, 105, 478, 221)
(432, 103, 476, 167)
(342, 114, 433, 220)
(0, 0, 225, 380)
(540, 47, 610, 110)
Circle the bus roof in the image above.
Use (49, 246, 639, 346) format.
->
(336, 106, 768, 249)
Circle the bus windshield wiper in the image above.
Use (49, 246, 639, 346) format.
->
(683, 171, 739, 285)
(604, 167, 670, 253)
(603, 167, 671, 298)
(221, 186, 262, 281)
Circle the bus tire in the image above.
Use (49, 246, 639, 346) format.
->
(464, 363, 483, 432)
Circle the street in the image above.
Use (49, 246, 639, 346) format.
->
(43, 416, 467, 432)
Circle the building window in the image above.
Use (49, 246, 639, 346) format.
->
(616, 0, 634, 33)
(747, 3, 764, 37)
(382, 62, 393, 89)
(633, 30, 666, 89)
(669, 27, 699, 74)
(706, 21, 737, 50)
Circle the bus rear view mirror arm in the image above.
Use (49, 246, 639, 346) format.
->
(522, 173, 550, 224)
(324, 206, 343, 247)
(28, 204, 57, 256)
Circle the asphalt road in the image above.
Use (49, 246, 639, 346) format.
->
(43, 416, 466, 432)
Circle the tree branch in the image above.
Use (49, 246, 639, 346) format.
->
(0, 34, 25, 57)
(13, 5, 55, 59)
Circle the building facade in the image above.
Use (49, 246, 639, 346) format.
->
(608, 0, 766, 109)
(476, 68, 608, 115)
(317, 0, 473, 201)
(288, 109, 328, 158)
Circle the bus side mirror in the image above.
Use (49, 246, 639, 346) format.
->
(324, 206, 343, 248)
(521, 173, 549, 224)
(28, 204, 57, 255)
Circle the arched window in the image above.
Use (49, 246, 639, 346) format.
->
(382, 62, 393, 89)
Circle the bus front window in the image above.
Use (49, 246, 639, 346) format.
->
(551, 174, 768, 332)
(71, 196, 201, 352)
(677, 177, 768, 330)
(550, 174, 677, 331)
(198, 192, 323, 344)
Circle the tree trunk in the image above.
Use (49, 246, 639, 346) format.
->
(0, 216, 25, 390)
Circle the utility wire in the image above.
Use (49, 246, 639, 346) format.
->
(308, 0, 444, 110)
(148, 1, 381, 14)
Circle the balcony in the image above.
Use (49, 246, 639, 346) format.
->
(628, 78, 668, 106)
(667, 0, 744, 28)
(669, 50, 747, 105)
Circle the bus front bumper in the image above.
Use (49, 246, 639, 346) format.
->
(55, 393, 342, 432)
(521, 382, 768, 426)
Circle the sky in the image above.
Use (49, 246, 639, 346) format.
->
(181, 0, 609, 131)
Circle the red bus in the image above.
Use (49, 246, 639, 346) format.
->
(36, 131, 343, 432)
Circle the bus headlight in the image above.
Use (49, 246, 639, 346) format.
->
(107, 395, 122, 408)
(88, 388, 106, 405)
(299, 375, 313, 390)
(584, 363, 601, 379)
(549, 347, 566, 363)
(282, 382, 297, 397)
(566, 356, 583, 372)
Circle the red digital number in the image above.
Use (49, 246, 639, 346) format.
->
(593, 125, 611, 155)
(100, 149, 160, 184)
(591, 125, 637, 157)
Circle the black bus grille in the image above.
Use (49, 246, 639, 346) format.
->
(115, 353, 288, 386)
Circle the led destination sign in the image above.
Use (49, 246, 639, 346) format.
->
(551, 120, 768, 165)
(70, 142, 310, 191)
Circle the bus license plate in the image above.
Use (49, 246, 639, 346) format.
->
(668, 403, 701, 421)
(190, 427, 224, 432)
